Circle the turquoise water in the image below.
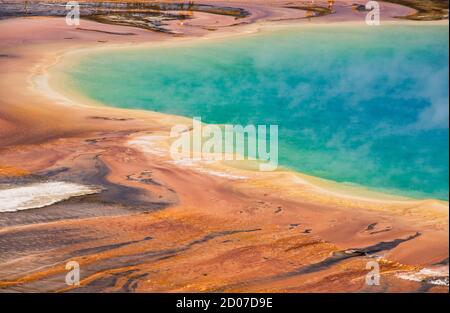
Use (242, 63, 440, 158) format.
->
(65, 25, 449, 200)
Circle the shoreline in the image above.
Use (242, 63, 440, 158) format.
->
(46, 21, 448, 204)
(0, 1, 448, 293)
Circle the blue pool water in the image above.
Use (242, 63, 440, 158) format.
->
(64, 25, 449, 200)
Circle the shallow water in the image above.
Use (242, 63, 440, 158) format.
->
(65, 25, 449, 200)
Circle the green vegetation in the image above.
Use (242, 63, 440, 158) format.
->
(385, 0, 449, 20)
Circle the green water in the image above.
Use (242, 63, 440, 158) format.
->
(64, 25, 449, 200)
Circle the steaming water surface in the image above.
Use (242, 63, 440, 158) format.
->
(64, 25, 449, 200)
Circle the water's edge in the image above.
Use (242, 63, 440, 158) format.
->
(49, 25, 449, 201)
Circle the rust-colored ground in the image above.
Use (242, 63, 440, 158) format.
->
(0, 1, 448, 293)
